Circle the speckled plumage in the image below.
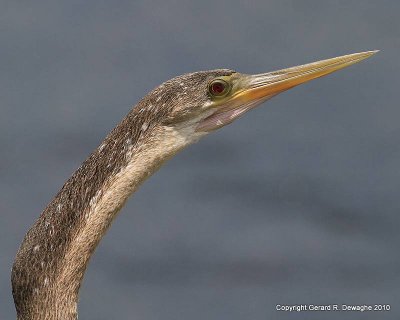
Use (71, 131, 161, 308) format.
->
(11, 50, 376, 320)
(12, 70, 234, 320)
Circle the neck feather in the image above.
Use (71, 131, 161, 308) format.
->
(12, 108, 204, 319)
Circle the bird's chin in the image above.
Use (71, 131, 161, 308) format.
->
(195, 96, 273, 132)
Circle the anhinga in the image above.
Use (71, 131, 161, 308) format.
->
(12, 51, 377, 319)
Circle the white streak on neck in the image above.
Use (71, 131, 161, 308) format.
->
(58, 123, 207, 290)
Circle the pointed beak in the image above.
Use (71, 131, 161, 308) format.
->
(235, 50, 378, 104)
(196, 50, 378, 132)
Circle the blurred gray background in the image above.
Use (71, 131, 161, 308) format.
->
(1, 1, 398, 319)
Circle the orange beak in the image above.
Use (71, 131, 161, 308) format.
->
(235, 50, 378, 104)
(196, 51, 378, 132)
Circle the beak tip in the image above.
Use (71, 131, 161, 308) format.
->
(341, 50, 379, 65)
(360, 49, 380, 59)
(367, 49, 380, 55)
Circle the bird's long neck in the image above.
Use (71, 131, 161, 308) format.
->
(11, 105, 202, 319)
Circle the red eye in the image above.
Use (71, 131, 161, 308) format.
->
(209, 79, 229, 97)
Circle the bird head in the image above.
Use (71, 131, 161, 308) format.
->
(134, 51, 377, 146)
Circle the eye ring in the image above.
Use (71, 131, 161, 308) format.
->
(208, 79, 230, 97)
